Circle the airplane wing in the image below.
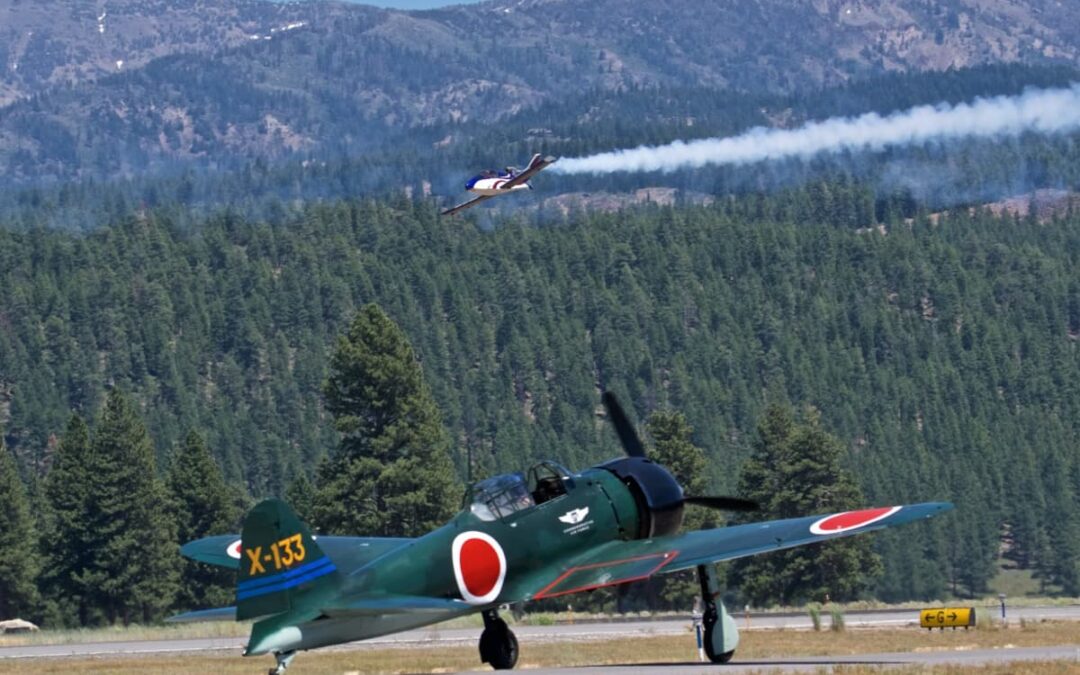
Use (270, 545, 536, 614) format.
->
(167, 606, 238, 623)
(501, 154, 557, 189)
(181, 533, 413, 572)
(526, 502, 952, 600)
(441, 193, 496, 216)
(320, 595, 473, 618)
(170, 595, 472, 622)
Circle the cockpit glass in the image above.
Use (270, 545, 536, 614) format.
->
(528, 461, 574, 505)
(467, 472, 535, 521)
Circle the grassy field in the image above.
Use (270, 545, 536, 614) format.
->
(2, 621, 1079, 674)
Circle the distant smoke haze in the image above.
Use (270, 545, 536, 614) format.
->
(553, 85, 1080, 175)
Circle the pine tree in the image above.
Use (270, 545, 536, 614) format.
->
(645, 409, 717, 609)
(285, 473, 316, 524)
(728, 403, 883, 606)
(311, 304, 458, 536)
(86, 389, 180, 624)
(167, 430, 239, 610)
(647, 410, 709, 497)
(0, 431, 40, 620)
(41, 415, 95, 626)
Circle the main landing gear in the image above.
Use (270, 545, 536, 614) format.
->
(269, 650, 296, 675)
(697, 564, 737, 664)
(479, 608, 519, 670)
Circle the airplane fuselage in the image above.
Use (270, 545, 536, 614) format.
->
(467, 177, 532, 196)
(246, 466, 645, 655)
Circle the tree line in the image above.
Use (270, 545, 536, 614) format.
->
(0, 302, 884, 623)
(1, 186, 1079, 613)
(0, 302, 461, 626)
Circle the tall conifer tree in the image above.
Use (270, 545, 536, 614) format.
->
(285, 473, 316, 524)
(167, 430, 239, 610)
(86, 389, 179, 624)
(41, 415, 94, 626)
(728, 404, 882, 606)
(0, 431, 40, 620)
(646, 410, 717, 608)
(312, 304, 457, 536)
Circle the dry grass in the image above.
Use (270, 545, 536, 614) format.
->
(0, 621, 251, 647)
(736, 619, 1080, 657)
(2, 621, 1079, 675)
(836, 666, 1080, 675)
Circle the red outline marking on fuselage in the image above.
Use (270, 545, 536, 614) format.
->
(533, 551, 679, 600)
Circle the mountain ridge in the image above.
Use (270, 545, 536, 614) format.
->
(1, 0, 1078, 187)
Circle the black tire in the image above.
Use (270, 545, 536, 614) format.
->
(702, 622, 734, 664)
(479, 621, 519, 670)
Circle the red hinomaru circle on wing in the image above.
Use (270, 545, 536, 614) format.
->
(451, 532, 506, 605)
(809, 506, 901, 535)
(226, 539, 242, 559)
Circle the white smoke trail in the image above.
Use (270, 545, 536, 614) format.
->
(553, 84, 1080, 175)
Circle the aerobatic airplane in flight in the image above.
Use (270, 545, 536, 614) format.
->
(441, 153, 557, 216)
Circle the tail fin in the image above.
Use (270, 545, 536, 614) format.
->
(236, 499, 338, 621)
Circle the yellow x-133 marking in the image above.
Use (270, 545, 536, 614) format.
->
(245, 533, 306, 575)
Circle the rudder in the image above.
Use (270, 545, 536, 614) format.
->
(236, 499, 338, 621)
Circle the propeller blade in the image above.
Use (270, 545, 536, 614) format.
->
(601, 391, 646, 458)
(683, 496, 760, 512)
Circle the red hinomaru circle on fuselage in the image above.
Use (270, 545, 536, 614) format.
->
(451, 531, 506, 605)
(809, 506, 901, 535)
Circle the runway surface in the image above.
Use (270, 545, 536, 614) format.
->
(1, 605, 1077, 663)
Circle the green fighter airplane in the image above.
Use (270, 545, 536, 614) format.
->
(172, 393, 954, 674)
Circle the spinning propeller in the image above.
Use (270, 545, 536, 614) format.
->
(600, 391, 759, 519)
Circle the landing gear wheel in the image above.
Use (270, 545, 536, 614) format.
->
(269, 650, 296, 675)
(697, 563, 737, 664)
(479, 609, 519, 670)
(702, 617, 734, 663)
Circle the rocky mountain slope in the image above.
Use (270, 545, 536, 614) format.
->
(0, 0, 1077, 185)
(0, 0, 343, 107)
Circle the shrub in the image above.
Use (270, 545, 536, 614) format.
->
(829, 608, 845, 632)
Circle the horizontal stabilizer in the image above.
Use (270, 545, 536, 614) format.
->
(166, 606, 237, 623)
(181, 534, 242, 570)
(321, 595, 471, 618)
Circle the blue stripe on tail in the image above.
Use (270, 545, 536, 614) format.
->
(238, 558, 337, 600)
(238, 556, 336, 593)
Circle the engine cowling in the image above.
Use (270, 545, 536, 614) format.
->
(598, 457, 684, 539)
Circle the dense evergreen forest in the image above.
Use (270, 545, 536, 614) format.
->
(2, 184, 1079, 607)
(2, 1, 1079, 632)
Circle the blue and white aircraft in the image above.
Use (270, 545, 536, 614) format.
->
(441, 154, 557, 216)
